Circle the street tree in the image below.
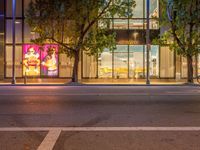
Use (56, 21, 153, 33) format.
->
(25, 0, 136, 83)
(156, 0, 200, 83)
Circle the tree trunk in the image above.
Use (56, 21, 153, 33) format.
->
(187, 55, 194, 83)
(72, 50, 80, 83)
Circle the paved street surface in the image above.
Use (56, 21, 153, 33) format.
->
(0, 85, 200, 150)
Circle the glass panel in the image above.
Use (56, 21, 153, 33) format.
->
(132, 0, 144, 18)
(23, 45, 40, 76)
(83, 52, 97, 78)
(15, 20, 22, 43)
(114, 45, 128, 78)
(129, 19, 144, 29)
(41, 45, 59, 77)
(198, 55, 200, 76)
(181, 56, 197, 78)
(59, 54, 73, 78)
(6, 20, 12, 43)
(150, 45, 159, 78)
(6, 19, 22, 43)
(160, 47, 175, 78)
(6, 0, 22, 17)
(15, 46, 22, 77)
(6, 46, 13, 77)
(113, 19, 128, 29)
(98, 48, 113, 78)
(129, 45, 144, 79)
(175, 55, 181, 80)
(145, 0, 159, 18)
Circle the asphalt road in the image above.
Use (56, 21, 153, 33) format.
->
(0, 85, 200, 150)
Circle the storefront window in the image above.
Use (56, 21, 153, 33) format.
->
(59, 54, 73, 78)
(23, 44, 59, 77)
(198, 55, 200, 76)
(23, 45, 40, 76)
(160, 47, 175, 78)
(114, 45, 128, 78)
(83, 52, 97, 78)
(150, 45, 159, 77)
(5, 46, 23, 78)
(129, 45, 144, 79)
(181, 56, 197, 78)
(6, 46, 13, 77)
(98, 48, 113, 78)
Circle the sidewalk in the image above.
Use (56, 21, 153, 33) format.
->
(0, 80, 199, 86)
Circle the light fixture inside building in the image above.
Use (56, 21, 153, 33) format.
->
(15, 21, 21, 24)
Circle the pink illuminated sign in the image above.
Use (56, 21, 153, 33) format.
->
(23, 44, 58, 77)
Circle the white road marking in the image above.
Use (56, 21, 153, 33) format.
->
(1, 127, 200, 132)
(37, 129, 61, 150)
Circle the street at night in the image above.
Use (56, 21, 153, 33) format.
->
(0, 85, 200, 149)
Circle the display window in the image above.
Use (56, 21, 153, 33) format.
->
(23, 44, 59, 77)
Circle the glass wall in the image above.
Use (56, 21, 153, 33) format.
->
(129, 45, 144, 79)
(160, 47, 175, 78)
(198, 55, 200, 76)
(181, 56, 197, 78)
(114, 45, 128, 78)
(98, 48, 113, 78)
(82, 52, 97, 78)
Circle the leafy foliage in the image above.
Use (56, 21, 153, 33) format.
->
(155, 0, 200, 57)
(26, 0, 135, 56)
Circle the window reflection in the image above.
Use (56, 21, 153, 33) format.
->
(131, 0, 144, 18)
(145, 0, 159, 18)
(129, 45, 144, 79)
(114, 45, 128, 78)
(160, 47, 174, 78)
(98, 48, 113, 78)
(150, 45, 159, 78)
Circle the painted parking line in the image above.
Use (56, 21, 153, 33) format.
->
(37, 129, 61, 150)
(1, 127, 200, 132)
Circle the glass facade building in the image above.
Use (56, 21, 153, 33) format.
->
(0, 0, 200, 83)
